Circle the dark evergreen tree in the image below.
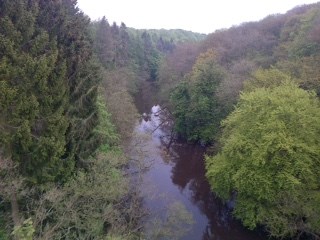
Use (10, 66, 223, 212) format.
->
(94, 17, 114, 69)
(37, 0, 101, 168)
(171, 49, 226, 143)
(141, 31, 160, 80)
(0, 0, 71, 183)
(118, 22, 130, 66)
(0, 0, 101, 182)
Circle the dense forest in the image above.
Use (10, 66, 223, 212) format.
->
(0, 0, 319, 239)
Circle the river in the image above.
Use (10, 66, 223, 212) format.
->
(132, 82, 268, 240)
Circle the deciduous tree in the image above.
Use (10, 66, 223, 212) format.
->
(171, 49, 226, 143)
(206, 81, 320, 238)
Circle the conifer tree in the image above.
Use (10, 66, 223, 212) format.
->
(0, 0, 101, 182)
(94, 17, 115, 68)
(0, 0, 70, 183)
(37, 0, 101, 168)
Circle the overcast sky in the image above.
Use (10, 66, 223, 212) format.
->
(77, 0, 319, 34)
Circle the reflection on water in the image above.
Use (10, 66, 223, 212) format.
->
(133, 105, 268, 240)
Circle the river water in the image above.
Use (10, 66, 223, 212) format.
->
(132, 83, 268, 240)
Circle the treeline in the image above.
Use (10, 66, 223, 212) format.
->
(132, 28, 206, 45)
(93, 18, 204, 82)
(158, 2, 320, 239)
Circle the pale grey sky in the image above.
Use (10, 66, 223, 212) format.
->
(77, 0, 319, 33)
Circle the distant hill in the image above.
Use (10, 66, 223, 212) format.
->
(159, 2, 320, 104)
(129, 28, 206, 43)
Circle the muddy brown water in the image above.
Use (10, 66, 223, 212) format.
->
(133, 82, 268, 240)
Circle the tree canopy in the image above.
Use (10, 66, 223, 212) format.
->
(171, 49, 227, 143)
(206, 80, 320, 238)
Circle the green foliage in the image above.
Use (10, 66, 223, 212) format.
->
(23, 89, 138, 239)
(0, 228, 8, 239)
(94, 93, 119, 148)
(100, 67, 139, 141)
(132, 28, 206, 43)
(206, 81, 320, 238)
(26, 150, 131, 240)
(56, 152, 128, 239)
(298, 55, 320, 95)
(16, 87, 140, 239)
(171, 49, 226, 143)
(286, 7, 320, 58)
(0, 0, 72, 183)
(12, 218, 35, 240)
(140, 31, 161, 81)
(277, 54, 320, 96)
(93, 17, 114, 69)
(93, 19, 163, 81)
(0, 0, 102, 183)
(157, 42, 201, 105)
(37, 0, 101, 167)
(92, 17, 173, 148)
(243, 68, 295, 92)
(0, 211, 9, 240)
